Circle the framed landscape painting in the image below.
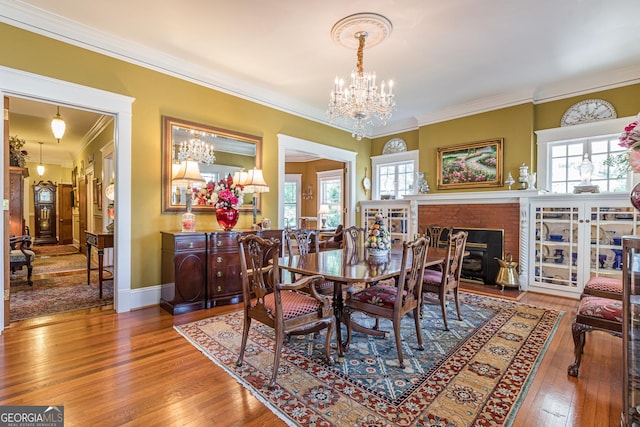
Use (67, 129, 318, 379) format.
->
(437, 138, 503, 189)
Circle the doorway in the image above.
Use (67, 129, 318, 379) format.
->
(1, 66, 134, 332)
(277, 134, 357, 228)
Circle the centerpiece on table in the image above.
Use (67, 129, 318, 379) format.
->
(364, 213, 391, 262)
(193, 174, 244, 231)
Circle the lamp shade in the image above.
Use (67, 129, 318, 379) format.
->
(232, 169, 248, 186)
(172, 160, 205, 187)
(244, 168, 269, 193)
(318, 204, 331, 215)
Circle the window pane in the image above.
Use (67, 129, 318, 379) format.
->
(283, 182, 296, 203)
(551, 145, 566, 156)
(547, 134, 629, 193)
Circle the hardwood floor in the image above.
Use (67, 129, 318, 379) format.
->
(0, 292, 622, 427)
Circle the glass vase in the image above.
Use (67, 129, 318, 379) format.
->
(631, 182, 640, 211)
(216, 207, 239, 231)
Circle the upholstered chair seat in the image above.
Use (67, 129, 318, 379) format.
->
(567, 296, 622, 377)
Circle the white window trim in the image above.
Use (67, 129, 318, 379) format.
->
(284, 173, 302, 223)
(370, 150, 419, 200)
(535, 116, 637, 192)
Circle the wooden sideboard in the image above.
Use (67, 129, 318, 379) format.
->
(160, 229, 283, 315)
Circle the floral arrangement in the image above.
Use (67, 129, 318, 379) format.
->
(364, 214, 391, 252)
(604, 113, 640, 176)
(193, 174, 244, 209)
(9, 135, 28, 167)
(618, 113, 640, 173)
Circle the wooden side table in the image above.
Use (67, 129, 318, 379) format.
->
(85, 231, 114, 298)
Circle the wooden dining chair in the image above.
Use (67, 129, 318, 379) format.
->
(343, 237, 429, 369)
(422, 230, 468, 330)
(236, 234, 335, 389)
(283, 228, 333, 294)
(343, 226, 366, 250)
(418, 223, 451, 248)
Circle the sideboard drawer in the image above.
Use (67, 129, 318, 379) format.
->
(174, 235, 207, 251)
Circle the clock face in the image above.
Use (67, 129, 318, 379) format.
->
(560, 99, 616, 127)
(382, 138, 407, 155)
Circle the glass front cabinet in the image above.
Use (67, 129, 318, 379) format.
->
(623, 236, 640, 427)
(360, 200, 413, 250)
(530, 195, 638, 298)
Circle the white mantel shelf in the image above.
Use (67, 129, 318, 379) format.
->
(402, 190, 539, 205)
(402, 190, 630, 205)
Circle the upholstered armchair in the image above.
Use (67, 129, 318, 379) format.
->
(236, 234, 335, 389)
(10, 235, 35, 285)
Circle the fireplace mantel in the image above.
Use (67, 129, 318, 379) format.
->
(403, 189, 539, 205)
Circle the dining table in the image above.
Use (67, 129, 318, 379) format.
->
(278, 246, 448, 358)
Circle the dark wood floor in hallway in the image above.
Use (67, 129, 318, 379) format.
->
(0, 292, 622, 426)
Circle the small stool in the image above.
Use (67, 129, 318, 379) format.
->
(567, 296, 622, 377)
(582, 276, 623, 300)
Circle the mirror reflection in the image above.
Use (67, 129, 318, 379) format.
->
(162, 116, 262, 213)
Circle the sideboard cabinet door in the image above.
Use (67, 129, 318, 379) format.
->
(622, 236, 640, 427)
(160, 232, 207, 314)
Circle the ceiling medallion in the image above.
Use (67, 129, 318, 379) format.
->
(560, 99, 617, 127)
(327, 13, 396, 141)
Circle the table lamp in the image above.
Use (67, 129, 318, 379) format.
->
(243, 167, 269, 229)
(318, 204, 330, 229)
(172, 160, 205, 232)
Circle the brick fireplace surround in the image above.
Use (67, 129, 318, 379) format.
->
(404, 190, 538, 288)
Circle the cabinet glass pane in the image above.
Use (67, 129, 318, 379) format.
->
(533, 206, 579, 289)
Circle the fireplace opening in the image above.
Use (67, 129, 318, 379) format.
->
(443, 228, 504, 286)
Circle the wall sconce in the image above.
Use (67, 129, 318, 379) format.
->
(302, 184, 313, 200)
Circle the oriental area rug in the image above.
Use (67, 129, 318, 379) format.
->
(10, 246, 112, 322)
(175, 293, 562, 427)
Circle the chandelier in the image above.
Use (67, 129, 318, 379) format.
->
(327, 13, 395, 141)
(176, 135, 216, 164)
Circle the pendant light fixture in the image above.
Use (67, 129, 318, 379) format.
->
(51, 106, 66, 143)
(36, 142, 45, 176)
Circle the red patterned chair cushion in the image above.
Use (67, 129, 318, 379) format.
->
(350, 285, 406, 309)
(422, 269, 444, 286)
(584, 276, 622, 295)
(264, 291, 320, 319)
(577, 296, 623, 323)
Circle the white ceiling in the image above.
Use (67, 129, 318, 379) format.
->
(3, 0, 640, 163)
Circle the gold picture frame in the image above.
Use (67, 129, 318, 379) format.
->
(437, 138, 503, 190)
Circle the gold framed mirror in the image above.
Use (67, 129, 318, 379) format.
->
(161, 116, 262, 213)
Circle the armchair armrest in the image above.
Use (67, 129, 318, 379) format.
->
(278, 274, 331, 305)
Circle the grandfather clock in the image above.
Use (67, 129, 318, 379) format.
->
(33, 180, 58, 245)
